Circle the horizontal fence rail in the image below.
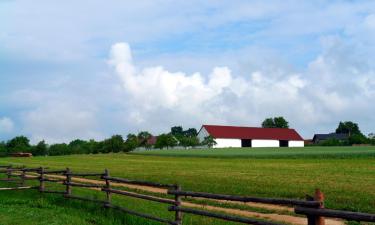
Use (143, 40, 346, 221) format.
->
(295, 207, 375, 222)
(167, 190, 322, 207)
(0, 164, 374, 225)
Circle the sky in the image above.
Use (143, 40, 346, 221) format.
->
(1, 0, 375, 143)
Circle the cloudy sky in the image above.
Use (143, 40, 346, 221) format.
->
(1, 0, 375, 143)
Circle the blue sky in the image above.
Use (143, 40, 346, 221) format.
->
(1, 0, 375, 143)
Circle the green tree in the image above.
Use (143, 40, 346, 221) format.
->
(261, 117, 289, 128)
(171, 126, 184, 137)
(69, 139, 89, 154)
(137, 131, 152, 147)
(183, 128, 198, 137)
(6, 136, 31, 153)
(336, 121, 362, 136)
(124, 134, 138, 152)
(49, 143, 69, 156)
(202, 135, 217, 148)
(33, 140, 48, 156)
(0, 141, 6, 156)
(179, 136, 199, 148)
(155, 134, 177, 149)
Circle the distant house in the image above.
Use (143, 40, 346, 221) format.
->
(197, 125, 304, 148)
(312, 133, 348, 144)
(146, 136, 158, 146)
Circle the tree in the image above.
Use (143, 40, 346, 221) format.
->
(261, 117, 289, 128)
(171, 126, 184, 137)
(33, 140, 48, 156)
(202, 135, 217, 148)
(155, 134, 178, 149)
(0, 142, 6, 156)
(6, 136, 31, 153)
(179, 136, 199, 148)
(49, 143, 69, 156)
(336, 121, 362, 136)
(137, 131, 152, 147)
(183, 128, 198, 137)
(124, 134, 138, 152)
(69, 139, 89, 154)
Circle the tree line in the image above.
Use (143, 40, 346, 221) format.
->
(0, 126, 215, 157)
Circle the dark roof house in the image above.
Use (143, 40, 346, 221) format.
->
(312, 133, 348, 144)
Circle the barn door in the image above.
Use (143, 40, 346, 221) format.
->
(279, 140, 289, 147)
(241, 139, 252, 147)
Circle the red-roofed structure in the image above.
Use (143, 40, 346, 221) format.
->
(197, 125, 304, 148)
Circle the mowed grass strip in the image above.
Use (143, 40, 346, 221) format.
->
(0, 147, 374, 214)
(132, 146, 375, 159)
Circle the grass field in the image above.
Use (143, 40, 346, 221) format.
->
(0, 146, 374, 224)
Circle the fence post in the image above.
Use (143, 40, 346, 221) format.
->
(20, 165, 26, 186)
(65, 168, 71, 197)
(174, 185, 183, 225)
(314, 189, 325, 225)
(103, 169, 111, 207)
(6, 165, 12, 180)
(39, 167, 45, 193)
(306, 189, 325, 225)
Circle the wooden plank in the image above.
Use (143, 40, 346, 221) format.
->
(43, 190, 66, 194)
(295, 207, 375, 222)
(102, 188, 175, 204)
(67, 172, 105, 177)
(169, 206, 281, 225)
(64, 182, 103, 188)
(102, 176, 176, 188)
(168, 190, 321, 207)
(0, 186, 37, 191)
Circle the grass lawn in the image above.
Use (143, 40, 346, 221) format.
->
(0, 146, 374, 218)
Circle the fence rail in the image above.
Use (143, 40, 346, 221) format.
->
(0, 164, 374, 225)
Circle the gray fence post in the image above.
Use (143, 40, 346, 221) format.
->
(104, 169, 111, 207)
(174, 185, 183, 225)
(65, 168, 72, 197)
(20, 166, 26, 186)
(39, 167, 45, 192)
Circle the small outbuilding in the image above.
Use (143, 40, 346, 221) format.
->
(197, 125, 304, 148)
(312, 133, 348, 144)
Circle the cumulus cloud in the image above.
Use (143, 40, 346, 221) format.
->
(109, 41, 375, 137)
(0, 117, 14, 133)
(109, 43, 314, 131)
(22, 102, 102, 144)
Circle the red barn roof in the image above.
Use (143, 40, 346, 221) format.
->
(201, 125, 303, 141)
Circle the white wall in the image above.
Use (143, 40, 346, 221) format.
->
(252, 139, 280, 147)
(197, 127, 209, 142)
(288, 141, 304, 147)
(214, 138, 241, 148)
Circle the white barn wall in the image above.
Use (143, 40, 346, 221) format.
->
(197, 127, 209, 142)
(214, 138, 241, 148)
(288, 141, 304, 147)
(252, 139, 280, 147)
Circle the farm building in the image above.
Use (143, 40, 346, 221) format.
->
(197, 125, 304, 148)
(312, 133, 348, 144)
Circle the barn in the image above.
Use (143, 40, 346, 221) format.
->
(197, 125, 304, 148)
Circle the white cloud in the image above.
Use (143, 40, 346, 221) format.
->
(0, 117, 14, 133)
(108, 40, 375, 137)
(22, 102, 102, 144)
(109, 43, 314, 133)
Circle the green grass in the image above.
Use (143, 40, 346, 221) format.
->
(0, 146, 374, 224)
(132, 146, 375, 159)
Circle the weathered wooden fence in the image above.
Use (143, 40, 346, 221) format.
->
(0, 164, 374, 225)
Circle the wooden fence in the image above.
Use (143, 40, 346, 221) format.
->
(0, 164, 374, 225)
